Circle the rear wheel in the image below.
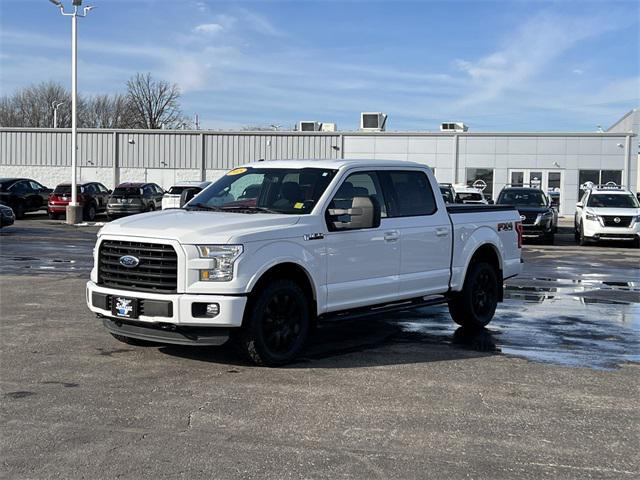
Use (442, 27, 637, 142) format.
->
(236, 279, 310, 366)
(14, 202, 26, 220)
(110, 333, 156, 346)
(448, 262, 499, 329)
(84, 203, 97, 221)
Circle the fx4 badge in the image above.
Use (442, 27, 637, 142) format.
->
(497, 222, 514, 232)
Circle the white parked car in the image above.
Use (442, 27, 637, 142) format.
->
(453, 184, 489, 205)
(86, 160, 523, 365)
(161, 181, 211, 210)
(574, 184, 640, 246)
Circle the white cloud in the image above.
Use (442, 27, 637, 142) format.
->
(453, 12, 622, 108)
(573, 68, 584, 75)
(193, 23, 224, 35)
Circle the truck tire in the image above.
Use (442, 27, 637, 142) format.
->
(544, 232, 554, 245)
(448, 262, 499, 329)
(236, 279, 310, 366)
(110, 333, 155, 346)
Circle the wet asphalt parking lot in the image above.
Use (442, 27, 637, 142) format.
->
(1, 213, 639, 479)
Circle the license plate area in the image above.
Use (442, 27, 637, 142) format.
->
(111, 296, 139, 319)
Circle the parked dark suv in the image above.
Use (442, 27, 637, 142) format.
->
(48, 181, 111, 221)
(106, 182, 165, 220)
(0, 178, 52, 219)
(496, 187, 558, 244)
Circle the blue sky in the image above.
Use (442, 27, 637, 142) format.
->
(1, 0, 638, 131)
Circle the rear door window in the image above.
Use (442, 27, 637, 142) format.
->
(381, 171, 436, 217)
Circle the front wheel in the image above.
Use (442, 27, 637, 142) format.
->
(236, 279, 311, 366)
(579, 224, 591, 246)
(14, 202, 26, 220)
(448, 262, 499, 329)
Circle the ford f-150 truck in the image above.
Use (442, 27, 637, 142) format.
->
(87, 160, 523, 366)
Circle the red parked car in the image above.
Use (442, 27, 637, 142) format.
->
(48, 182, 111, 221)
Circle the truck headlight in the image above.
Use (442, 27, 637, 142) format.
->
(197, 245, 243, 281)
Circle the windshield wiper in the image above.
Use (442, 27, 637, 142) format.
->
(185, 203, 225, 212)
(219, 205, 282, 214)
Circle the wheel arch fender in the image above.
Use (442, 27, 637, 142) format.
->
(451, 226, 505, 293)
(242, 242, 323, 315)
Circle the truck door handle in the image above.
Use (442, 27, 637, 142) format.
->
(384, 231, 399, 242)
(436, 228, 449, 237)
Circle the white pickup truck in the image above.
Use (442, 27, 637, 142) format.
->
(87, 160, 523, 365)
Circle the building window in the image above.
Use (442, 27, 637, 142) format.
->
(578, 170, 622, 196)
(466, 168, 494, 200)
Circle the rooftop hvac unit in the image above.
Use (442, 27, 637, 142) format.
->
(440, 122, 468, 132)
(320, 123, 337, 132)
(360, 112, 387, 131)
(299, 121, 322, 132)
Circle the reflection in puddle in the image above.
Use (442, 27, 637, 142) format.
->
(392, 289, 640, 370)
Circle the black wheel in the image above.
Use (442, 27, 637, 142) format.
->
(574, 223, 580, 243)
(579, 224, 590, 246)
(147, 203, 155, 212)
(110, 333, 156, 346)
(106, 214, 114, 221)
(14, 202, 26, 220)
(48, 212, 59, 220)
(84, 203, 97, 221)
(236, 279, 310, 366)
(448, 262, 499, 329)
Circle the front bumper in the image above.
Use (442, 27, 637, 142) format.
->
(521, 222, 553, 238)
(583, 220, 640, 241)
(86, 280, 248, 328)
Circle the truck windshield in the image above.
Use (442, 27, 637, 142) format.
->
(498, 190, 547, 207)
(186, 167, 337, 214)
(587, 194, 639, 208)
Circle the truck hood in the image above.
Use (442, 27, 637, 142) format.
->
(99, 209, 302, 244)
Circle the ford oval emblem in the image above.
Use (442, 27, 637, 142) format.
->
(119, 255, 140, 268)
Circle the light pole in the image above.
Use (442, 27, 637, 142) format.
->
(49, 0, 95, 224)
(51, 101, 64, 128)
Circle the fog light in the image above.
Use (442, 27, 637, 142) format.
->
(192, 302, 220, 318)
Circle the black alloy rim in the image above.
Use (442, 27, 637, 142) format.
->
(471, 269, 495, 317)
(261, 291, 303, 354)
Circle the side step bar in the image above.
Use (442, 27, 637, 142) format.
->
(319, 295, 448, 323)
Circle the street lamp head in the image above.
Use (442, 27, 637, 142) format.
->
(84, 5, 95, 13)
(49, 0, 63, 6)
(72, 0, 82, 5)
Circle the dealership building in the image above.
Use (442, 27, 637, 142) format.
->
(0, 109, 637, 216)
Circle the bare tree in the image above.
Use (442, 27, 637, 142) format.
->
(0, 81, 72, 128)
(82, 93, 133, 128)
(126, 73, 184, 129)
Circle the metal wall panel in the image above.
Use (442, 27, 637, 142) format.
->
(117, 132, 199, 169)
(204, 134, 340, 169)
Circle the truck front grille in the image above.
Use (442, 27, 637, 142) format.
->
(521, 212, 538, 225)
(98, 240, 178, 293)
(601, 216, 633, 228)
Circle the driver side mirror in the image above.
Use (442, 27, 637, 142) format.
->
(180, 188, 199, 207)
(576, 202, 583, 208)
(327, 196, 381, 231)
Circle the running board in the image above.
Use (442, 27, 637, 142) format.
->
(319, 295, 448, 323)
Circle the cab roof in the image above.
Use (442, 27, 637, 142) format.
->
(238, 159, 431, 170)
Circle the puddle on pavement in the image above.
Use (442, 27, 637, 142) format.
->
(390, 287, 640, 370)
